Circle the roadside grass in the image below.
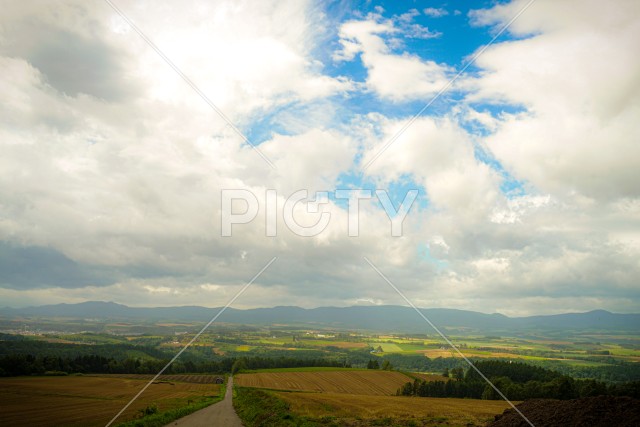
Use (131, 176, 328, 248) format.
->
(114, 395, 219, 427)
(234, 386, 320, 427)
(115, 376, 226, 427)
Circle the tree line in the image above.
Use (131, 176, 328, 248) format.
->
(366, 359, 393, 370)
(0, 354, 348, 377)
(397, 360, 640, 400)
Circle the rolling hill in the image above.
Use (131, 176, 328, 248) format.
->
(1, 302, 638, 332)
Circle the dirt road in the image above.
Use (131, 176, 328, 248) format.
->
(164, 376, 243, 427)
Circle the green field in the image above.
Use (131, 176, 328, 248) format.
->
(370, 342, 403, 352)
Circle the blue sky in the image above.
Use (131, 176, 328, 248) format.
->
(247, 1, 529, 213)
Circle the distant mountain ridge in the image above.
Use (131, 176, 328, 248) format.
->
(1, 301, 638, 332)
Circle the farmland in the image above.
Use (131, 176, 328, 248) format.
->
(0, 375, 222, 427)
(277, 391, 514, 426)
(3, 308, 640, 378)
(87, 373, 224, 383)
(235, 370, 412, 395)
(1, 313, 639, 426)
(3, 322, 640, 384)
(233, 369, 514, 426)
(366, 333, 640, 369)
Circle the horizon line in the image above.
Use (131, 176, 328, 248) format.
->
(2, 300, 636, 317)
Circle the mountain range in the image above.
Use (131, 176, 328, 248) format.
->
(1, 301, 639, 332)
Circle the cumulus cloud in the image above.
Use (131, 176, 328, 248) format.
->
(423, 8, 449, 18)
(467, 0, 640, 201)
(334, 10, 447, 101)
(363, 115, 500, 218)
(353, 0, 640, 314)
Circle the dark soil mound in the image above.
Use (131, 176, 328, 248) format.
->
(487, 396, 640, 427)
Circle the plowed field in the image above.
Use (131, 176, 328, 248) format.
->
(235, 370, 412, 395)
(88, 373, 223, 384)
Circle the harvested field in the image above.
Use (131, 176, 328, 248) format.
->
(0, 376, 220, 427)
(235, 370, 412, 395)
(318, 341, 368, 349)
(88, 373, 224, 384)
(278, 392, 513, 426)
(418, 349, 456, 358)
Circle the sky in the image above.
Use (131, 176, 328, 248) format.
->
(0, 0, 639, 315)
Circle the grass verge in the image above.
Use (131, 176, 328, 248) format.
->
(234, 387, 468, 427)
(234, 387, 321, 427)
(114, 377, 226, 427)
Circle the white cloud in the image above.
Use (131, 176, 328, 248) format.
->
(467, 0, 640, 201)
(334, 11, 447, 101)
(363, 115, 500, 217)
(423, 7, 449, 18)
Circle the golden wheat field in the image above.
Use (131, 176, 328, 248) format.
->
(235, 370, 412, 395)
(0, 376, 221, 427)
(277, 392, 514, 426)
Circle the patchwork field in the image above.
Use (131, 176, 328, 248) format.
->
(235, 370, 412, 395)
(0, 376, 221, 427)
(277, 392, 514, 426)
(300, 340, 369, 349)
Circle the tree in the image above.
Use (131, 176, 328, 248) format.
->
(482, 384, 496, 400)
(382, 360, 393, 370)
(232, 358, 247, 375)
(451, 367, 464, 380)
(482, 377, 512, 400)
(400, 381, 414, 396)
(442, 367, 449, 377)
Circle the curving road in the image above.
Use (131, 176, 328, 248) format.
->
(164, 376, 243, 427)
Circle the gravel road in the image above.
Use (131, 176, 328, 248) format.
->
(164, 376, 243, 427)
